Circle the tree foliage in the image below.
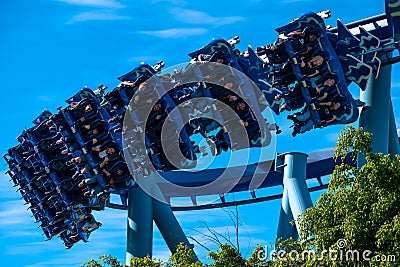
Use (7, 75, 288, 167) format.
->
(167, 243, 202, 267)
(81, 254, 124, 267)
(274, 126, 400, 266)
(81, 243, 269, 267)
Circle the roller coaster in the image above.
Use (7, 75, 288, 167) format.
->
(3, 0, 400, 264)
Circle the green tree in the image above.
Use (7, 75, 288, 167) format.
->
(129, 256, 162, 267)
(167, 243, 203, 267)
(272, 126, 400, 266)
(81, 254, 124, 267)
(81, 254, 162, 267)
(207, 243, 246, 267)
(81, 243, 272, 267)
(246, 245, 269, 267)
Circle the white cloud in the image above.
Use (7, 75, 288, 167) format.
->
(392, 82, 400, 88)
(152, 249, 171, 262)
(55, 0, 125, 9)
(282, 0, 309, 3)
(128, 56, 164, 63)
(151, 0, 187, 4)
(139, 28, 208, 38)
(0, 173, 21, 200)
(0, 200, 33, 226)
(2, 230, 39, 238)
(5, 241, 63, 256)
(325, 132, 340, 143)
(38, 95, 55, 103)
(67, 10, 129, 24)
(170, 8, 244, 26)
(23, 247, 107, 267)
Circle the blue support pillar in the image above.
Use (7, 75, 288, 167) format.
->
(153, 199, 193, 253)
(388, 100, 400, 156)
(125, 172, 195, 265)
(126, 186, 154, 265)
(358, 65, 392, 166)
(149, 176, 194, 256)
(276, 152, 311, 243)
(276, 186, 298, 242)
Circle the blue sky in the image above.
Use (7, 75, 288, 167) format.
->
(0, 0, 399, 266)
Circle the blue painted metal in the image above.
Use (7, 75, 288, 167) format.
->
(328, 14, 392, 40)
(388, 100, 400, 156)
(276, 152, 311, 241)
(153, 198, 193, 254)
(118, 63, 156, 82)
(126, 172, 194, 261)
(105, 147, 359, 211)
(126, 186, 153, 263)
(246, 46, 282, 114)
(173, 185, 328, 211)
(386, 0, 400, 41)
(358, 64, 392, 166)
(276, 186, 298, 241)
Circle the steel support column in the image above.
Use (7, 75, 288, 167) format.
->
(358, 65, 392, 166)
(126, 186, 153, 265)
(126, 172, 196, 265)
(276, 186, 298, 241)
(388, 99, 400, 156)
(153, 198, 193, 253)
(276, 152, 311, 242)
